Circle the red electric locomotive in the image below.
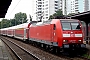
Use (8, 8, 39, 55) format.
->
(29, 19, 86, 51)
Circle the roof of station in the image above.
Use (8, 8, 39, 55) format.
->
(67, 11, 90, 23)
(0, 0, 12, 18)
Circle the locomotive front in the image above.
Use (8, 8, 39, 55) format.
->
(61, 19, 86, 49)
(51, 19, 86, 50)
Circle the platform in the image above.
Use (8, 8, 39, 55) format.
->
(0, 39, 13, 60)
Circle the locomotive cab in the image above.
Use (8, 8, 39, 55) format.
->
(61, 20, 85, 48)
(51, 19, 86, 49)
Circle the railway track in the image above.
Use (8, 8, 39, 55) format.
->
(0, 36, 40, 60)
(0, 36, 89, 60)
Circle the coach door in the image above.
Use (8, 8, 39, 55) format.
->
(24, 28, 27, 40)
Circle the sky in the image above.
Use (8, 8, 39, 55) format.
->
(5, 0, 32, 20)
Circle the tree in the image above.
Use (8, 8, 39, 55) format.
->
(53, 9, 63, 17)
(1, 19, 10, 28)
(14, 12, 27, 25)
(49, 9, 63, 19)
(10, 19, 16, 26)
(68, 13, 75, 16)
(0, 12, 28, 28)
(49, 15, 53, 19)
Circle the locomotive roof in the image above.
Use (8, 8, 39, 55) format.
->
(59, 19, 79, 20)
(49, 18, 78, 20)
(30, 19, 79, 26)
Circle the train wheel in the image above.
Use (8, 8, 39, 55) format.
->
(46, 45, 49, 49)
(41, 44, 44, 48)
(53, 47, 59, 54)
(25, 39, 29, 43)
(49, 46, 53, 52)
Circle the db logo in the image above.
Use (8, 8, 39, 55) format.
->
(70, 34, 75, 37)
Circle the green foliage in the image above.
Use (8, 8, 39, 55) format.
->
(14, 12, 27, 25)
(49, 15, 53, 19)
(49, 9, 63, 19)
(0, 19, 10, 28)
(53, 9, 63, 17)
(83, 54, 90, 59)
(9, 19, 16, 26)
(68, 13, 75, 16)
(0, 12, 28, 29)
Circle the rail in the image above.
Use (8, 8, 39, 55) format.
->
(0, 36, 41, 60)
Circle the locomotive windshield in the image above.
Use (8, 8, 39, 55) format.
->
(61, 20, 81, 30)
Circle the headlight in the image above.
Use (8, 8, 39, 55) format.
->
(78, 40, 82, 42)
(63, 40, 68, 43)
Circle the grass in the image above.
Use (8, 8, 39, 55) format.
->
(83, 53, 90, 59)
